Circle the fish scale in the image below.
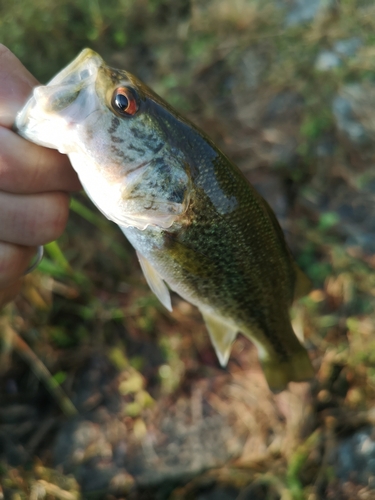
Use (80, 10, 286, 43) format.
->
(15, 48, 314, 392)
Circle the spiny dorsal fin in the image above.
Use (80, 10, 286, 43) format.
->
(200, 309, 238, 367)
(293, 262, 312, 301)
(136, 251, 172, 312)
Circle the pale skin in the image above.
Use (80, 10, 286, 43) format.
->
(0, 45, 81, 307)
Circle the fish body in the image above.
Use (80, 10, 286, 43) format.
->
(16, 49, 313, 391)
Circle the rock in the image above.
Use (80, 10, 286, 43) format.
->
(334, 37, 362, 58)
(315, 136, 335, 158)
(299, 177, 375, 253)
(315, 38, 362, 72)
(336, 427, 375, 485)
(315, 51, 341, 71)
(232, 87, 303, 171)
(237, 49, 267, 90)
(332, 95, 366, 144)
(332, 89, 368, 145)
(249, 171, 289, 221)
(135, 412, 241, 486)
(54, 356, 244, 495)
(263, 91, 304, 124)
(280, 0, 322, 27)
(55, 409, 243, 493)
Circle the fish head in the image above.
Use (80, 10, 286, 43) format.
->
(16, 49, 192, 230)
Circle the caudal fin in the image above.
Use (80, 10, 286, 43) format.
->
(261, 347, 314, 393)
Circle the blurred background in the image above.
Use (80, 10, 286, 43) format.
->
(1, 0, 375, 498)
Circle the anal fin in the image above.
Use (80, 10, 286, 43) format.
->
(136, 251, 172, 312)
(200, 309, 238, 367)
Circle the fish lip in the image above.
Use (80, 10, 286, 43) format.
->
(47, 48, 104, 87)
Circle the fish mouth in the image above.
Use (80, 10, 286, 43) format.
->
(15, 49, 105, 152)
(27, 48, 103, 116)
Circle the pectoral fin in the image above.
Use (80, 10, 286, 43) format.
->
(136, 251, 172, 312)
(200, 309, 238, 367)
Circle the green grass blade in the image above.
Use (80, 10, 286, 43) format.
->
(44, 241, 71, 272)
(70, 197, 110, 231)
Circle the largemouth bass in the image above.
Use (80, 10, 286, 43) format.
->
(15, 49, 314, 392)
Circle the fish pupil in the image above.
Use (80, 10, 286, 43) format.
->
(115, 93, 129, 112)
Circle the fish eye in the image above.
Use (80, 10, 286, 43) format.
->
(112, 87, 138, 116)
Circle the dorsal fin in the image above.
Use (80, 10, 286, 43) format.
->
(261, 198, 312, 301)
(136, 251, 172, 312)
(293, 262, 312, 300)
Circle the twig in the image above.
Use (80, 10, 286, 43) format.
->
(26, 417, 57, 456)
(30, 480, 79, 500)
(11, 328, 78, 418)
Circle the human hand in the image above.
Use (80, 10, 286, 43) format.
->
(0, 45, 81, 308)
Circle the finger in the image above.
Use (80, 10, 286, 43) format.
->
(0, 191, 69, 246)
(0, 242, 36, 288)
(0, 44, 39, 128)
(0, 126, 81, 193)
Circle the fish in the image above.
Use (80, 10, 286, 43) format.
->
(15, 48, 314, 392)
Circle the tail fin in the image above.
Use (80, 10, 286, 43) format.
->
(261, 347, 314, 393)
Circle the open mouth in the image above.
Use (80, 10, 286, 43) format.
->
(15, 49, 105, 153)
(32, 50, 103, 115)
(47, 48, 103, 87)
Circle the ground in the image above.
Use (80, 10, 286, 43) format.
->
(2, 0, 375, 498)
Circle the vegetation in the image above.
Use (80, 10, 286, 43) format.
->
(2, 0, 375, 498)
